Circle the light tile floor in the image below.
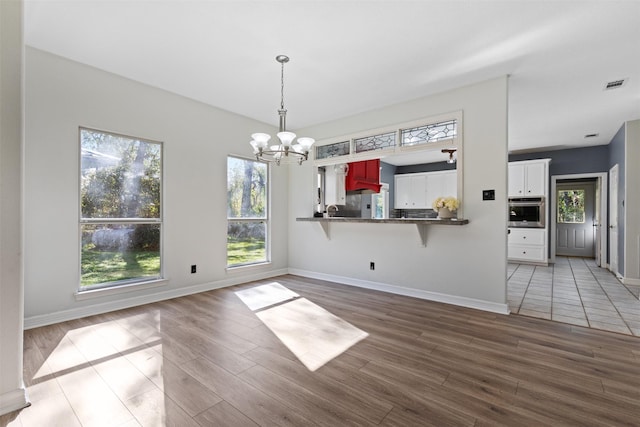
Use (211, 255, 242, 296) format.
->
(508, 256, 640, 336)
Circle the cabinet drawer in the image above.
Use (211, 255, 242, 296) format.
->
(508, 245, 546, 262)
(508, 228, 546, 245)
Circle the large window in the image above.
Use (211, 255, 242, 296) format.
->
(80, 128, 162, 290)
(227, 156, 268, 267)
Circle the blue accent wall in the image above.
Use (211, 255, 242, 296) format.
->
(509, 145, 610, 175)
(609, 125, 626, 274)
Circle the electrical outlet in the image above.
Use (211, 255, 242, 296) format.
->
(191, 265, 197, 274)
(370, 262, 375, 270)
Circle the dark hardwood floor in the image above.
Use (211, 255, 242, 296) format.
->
(3, 274, 640, 426)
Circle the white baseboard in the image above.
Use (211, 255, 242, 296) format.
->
(288, 268, 510, 315)
(0, 387, 29, 416)
(24, 268, 289, 329)
(622, 276, 640, 287)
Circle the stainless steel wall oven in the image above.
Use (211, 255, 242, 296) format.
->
(508, 197, 545, 228)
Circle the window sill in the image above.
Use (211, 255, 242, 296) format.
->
(226, 261, 272, 273)
(74, 278, 168, 301)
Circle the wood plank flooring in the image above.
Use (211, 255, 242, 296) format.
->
(2, 275, 640, 426)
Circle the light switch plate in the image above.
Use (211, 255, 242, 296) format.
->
(483, 189, 495, 200)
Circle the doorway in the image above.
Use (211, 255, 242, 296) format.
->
(556, 180, 596, 257)
(550, 173, 607, 266)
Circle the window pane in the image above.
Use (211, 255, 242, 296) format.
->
(557, 189, 585, 223)
(227, 157, 267, 219)
(81, 223, 161, 288)
(315, 140, 350, 160)
(354, 131, 396, 153)
(227, 221, 266, 266)
(401, 120, 457, 146)
(81, 129, 161, 219)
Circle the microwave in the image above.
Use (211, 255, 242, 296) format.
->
(509, 197, 545, 228)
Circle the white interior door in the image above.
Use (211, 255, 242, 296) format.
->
(609, 164, 619, 274)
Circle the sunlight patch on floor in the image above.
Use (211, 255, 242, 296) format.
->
(17, 314, 167, 426)
(236, 282, 368, 371)
(235, 281, 300, 311)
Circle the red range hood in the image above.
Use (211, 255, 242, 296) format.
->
(346, 159, 382, 193)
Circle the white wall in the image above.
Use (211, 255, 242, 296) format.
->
(624, 119, 640, 285)
(24, 48, 290, 326)
(0, 0, 28, 415)
(288, 77, 509, 312)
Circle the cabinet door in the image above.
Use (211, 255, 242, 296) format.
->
(424, 173, 443, 208)
(525, 162, 545, 196)
(325, 168, 346, 205)
(424, 171, 457, 208)
(395, 174, 427, 208)
(508, 163, 525, 197)
(411, 175, 428, 208)
(365, 159, 380, 183)
(442, 170, 457, 199)
(394, 175, 413, 208)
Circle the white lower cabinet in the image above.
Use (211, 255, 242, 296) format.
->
(508, 228, 547, 264)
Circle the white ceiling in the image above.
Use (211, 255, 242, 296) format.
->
(24, 1, 640, 153)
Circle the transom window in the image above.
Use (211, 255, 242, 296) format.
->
(79, 128, 162, 290)
(227, 156, 268, 267)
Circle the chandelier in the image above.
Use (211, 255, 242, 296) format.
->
(250, 55, 315, 165)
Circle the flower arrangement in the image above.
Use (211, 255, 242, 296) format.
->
(432, 196, 459, 211)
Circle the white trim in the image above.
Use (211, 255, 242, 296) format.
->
(313, 110, 462, 167)
(0, 388, 29, 416)
(288, 268, 510, 315)
(24, 268, 288, 329)
(74, 278, 168, 301)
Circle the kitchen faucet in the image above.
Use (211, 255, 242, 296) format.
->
(326, 204, 339, 217)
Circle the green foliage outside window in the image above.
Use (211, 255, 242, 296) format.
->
(557, 189, 585, 223)
(227, 157, 267, 266)
(80, 129, 162, 288)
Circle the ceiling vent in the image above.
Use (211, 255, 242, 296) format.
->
(604, 79, 627, 90)
(584, 133, 599, 138)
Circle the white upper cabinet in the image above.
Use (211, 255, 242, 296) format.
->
(395, 174, 427, 209)
(425, 170, 457, 208)
(508, 160, 548, 197)
(395, 170, 456, 209)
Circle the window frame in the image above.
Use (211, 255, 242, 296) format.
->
(226, 155, 270, 268)
(78, 127, 164, 292)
